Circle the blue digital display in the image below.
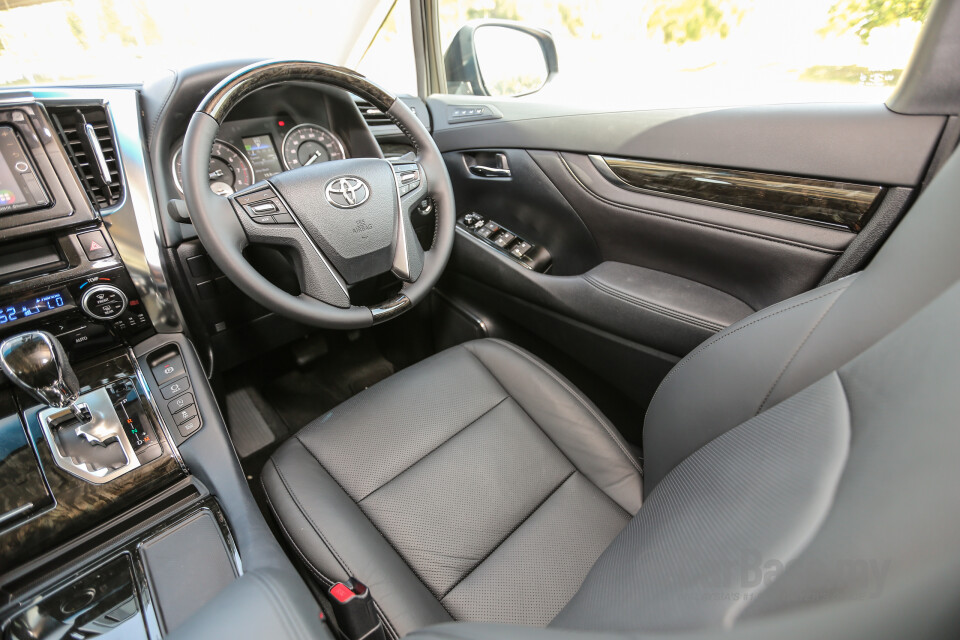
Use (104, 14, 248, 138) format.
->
(0, 291, 69, 327)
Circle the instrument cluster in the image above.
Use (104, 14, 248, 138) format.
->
(171, 116, 346, 196)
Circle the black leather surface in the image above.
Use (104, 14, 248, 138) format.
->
(451, 233, 752, 358)
(263, 338, 642, 636)
(644, 140, 960, 492)
(429, 100, 943, 186)
(405, 178, 960, 640)
(530, 151, 849, 312)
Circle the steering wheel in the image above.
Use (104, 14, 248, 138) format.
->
(182, 60, 455, 329)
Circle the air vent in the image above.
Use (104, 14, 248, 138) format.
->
(47, 105, 123, 210)
(355, 99, 392, 127)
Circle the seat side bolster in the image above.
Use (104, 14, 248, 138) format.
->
(262, 439, 454, 637)
(642, 276, 855, 494)
(463, 339, 643, 515)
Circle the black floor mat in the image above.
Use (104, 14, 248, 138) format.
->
(260, 336, 394, 433)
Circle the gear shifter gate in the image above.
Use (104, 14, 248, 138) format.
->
(38, 386, 141, 484)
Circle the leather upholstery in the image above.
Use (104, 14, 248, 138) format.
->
(644, 143, 960, 491)
(404, 152, 960, 640)
(263, 338, 642, 637)
(263, 139, 960, 640)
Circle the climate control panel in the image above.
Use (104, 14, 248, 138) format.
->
(0, 267, 154, 357)
(80, 283, 128, 320)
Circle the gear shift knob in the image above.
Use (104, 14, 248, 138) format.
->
(0, 330, 80, 410)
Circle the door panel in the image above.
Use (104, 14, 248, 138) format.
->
(429, 101, 944, 185)
(428, 98, 945, 422)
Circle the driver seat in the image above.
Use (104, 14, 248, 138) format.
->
(263, 146, 960, 638)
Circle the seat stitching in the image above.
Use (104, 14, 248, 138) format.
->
(647, 282, 853, 412)
(438, 470, 578, 600)
(460, 348, 582, 474)
(480, 339, 643, 475)
(261, 474, 336, 585)
(584, 275, 727, 332)
(263, 476, 401, 639)
(357, 395, 510, 503)
(755, 289, 845, 415)
(295, 436, 460, 619)
(271, 455, 357, 578)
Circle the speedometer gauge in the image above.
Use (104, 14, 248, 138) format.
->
(281, 124, 346, 170)
(172, 140, 254, 196)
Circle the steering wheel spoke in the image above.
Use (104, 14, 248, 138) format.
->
(390, 161, 428, 282)
(228, 185, 351, 308)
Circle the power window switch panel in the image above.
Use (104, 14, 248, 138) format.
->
(493, 232, 516, 247)
(511, 241, 532, 258)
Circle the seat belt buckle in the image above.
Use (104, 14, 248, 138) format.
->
(327, 578, 386, 640)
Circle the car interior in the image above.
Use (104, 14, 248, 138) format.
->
(1, 0, 959, 638)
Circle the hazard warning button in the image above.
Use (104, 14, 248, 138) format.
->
(77, 230, 113, 261)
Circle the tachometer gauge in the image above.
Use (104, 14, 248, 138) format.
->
(281, 124, 346, 170)
(172, 140, 254, 196)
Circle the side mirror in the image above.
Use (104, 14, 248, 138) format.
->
(444, 20, 559, 97)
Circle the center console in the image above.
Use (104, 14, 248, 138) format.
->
(0, 97, 240, 639)
(0, 88, 328, 640)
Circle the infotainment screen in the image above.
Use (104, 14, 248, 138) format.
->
(0, 126, 51, 215)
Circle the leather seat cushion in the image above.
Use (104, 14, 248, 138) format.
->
(262, 339, 643, 637)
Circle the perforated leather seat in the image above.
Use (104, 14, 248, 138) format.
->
(263, 338, 643, 635)
(264, 148, 960, 639)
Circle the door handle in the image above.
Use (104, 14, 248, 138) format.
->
(466, 152, 511, 178)
(469, 165, 512, 178)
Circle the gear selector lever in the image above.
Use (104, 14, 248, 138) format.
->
(0, 330, 88, 421)
(1, 330, 140, 483)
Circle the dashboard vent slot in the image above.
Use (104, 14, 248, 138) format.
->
(355, 99, 392, 127)
(47, 105, 123, 210)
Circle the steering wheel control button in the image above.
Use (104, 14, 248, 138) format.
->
(151, 355, 186, 385)
(252, 215, 276, 224)
(274, 213, 295, 224)
(177, 416, 201, 437)
(77, 230, 113, 261)
(251, 202, 278, 214)
(80, 284, 128, 320)
(393, 164, 422, 195)
(160, 376, 190, 400)
(168, 393, 194, 413)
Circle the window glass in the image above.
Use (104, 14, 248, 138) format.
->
(0, 0, 400, 88)
(438, 0, 931, 107)
(356, 1, 419, 95)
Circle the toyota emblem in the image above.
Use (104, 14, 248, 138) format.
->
(325, 176, 370, 208)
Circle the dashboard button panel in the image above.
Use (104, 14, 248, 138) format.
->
(80, 284, 127, 320)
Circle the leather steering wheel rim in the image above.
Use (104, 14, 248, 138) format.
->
(182, 60, 455, 329)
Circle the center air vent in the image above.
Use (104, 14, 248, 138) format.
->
(47, 105, 123, 210)
(355, 99, 392, 127)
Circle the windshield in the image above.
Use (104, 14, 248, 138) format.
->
(0, 0, 396, 88)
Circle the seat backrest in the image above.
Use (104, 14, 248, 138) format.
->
(642, 145, 960, 491)
(552, 277, 960, 633)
